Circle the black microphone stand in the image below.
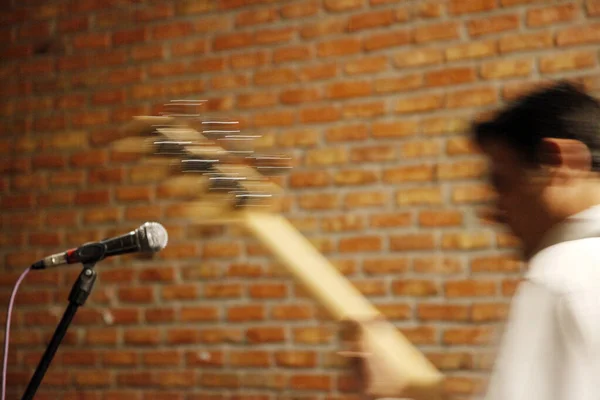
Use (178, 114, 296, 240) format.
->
(21, 244, 105, 400)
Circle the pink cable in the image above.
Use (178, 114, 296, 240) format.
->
(2, 267, 30, 400)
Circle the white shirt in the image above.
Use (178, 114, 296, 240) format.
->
(484, 205, 600, 400)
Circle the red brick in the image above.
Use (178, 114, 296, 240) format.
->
(73, 371, 112, 387)
(438, 160, 488, 179)
(390, 233, 436, 251)
(230, 350, 271, 367)
(317, 38, 361, 57)
(443, 327, 494, 345)
(414, 22, 460, 43)
(227, 305, 264, 322)
(499, 31, 554, 53)
(72, 33, 110, 49)
(161, 284, 198, 301)
(539, 51, 597, 74)
(326, 81, 371, 99)
(290, 374, 332, 391)
(214, 32, 253, 51)
(118, 287, 154, 304)
(374, 73, 423, 94)
(139, 266, 175, 282)
(300, 106, 340, 124)
(189, 57, 226, 73)
(334, 169, 377, 185)
(344, 191, 388, 208)
(87, 329, 118, 345)
(281, 0, 319, 18)
(112, 28, 146, 46)
(419, 210, 463, 227)
(58, 16, 88, 33)
(348, 58, 389, 79)
(449, 0, 496, 15)
(527, 3, 578, 27)
(364, 29, 412, 51)
(273, 45, 312, 64)
(418, 304, 470, 321)
(396, 93, 444, 113)
(2, 194, 35, 209)
(392, 279, 439, 296)
(344, 101, 385, 118)
(426, 67, 476, 87)
(237, 92, 277, 109)
(236, 8, 277, 26)
(249, 283, 287, 299)
(152, 22, 193, 40)
(324, 0, 364, 12)
(145, 308, 175, 323)
(501, 0, 547, 6)
(372, 120, 418, 138)
(298, 193, 340, 210)
(446, 87, 498, 108)
(136, 4, 173, 21)
(471, 255, 522, 273)
(481, 58, 533, 79)
(254, 110, 295, 127)
(211, 74, 248, 90)
(348, 9, 395, 31)
(272, 304, 313, 320)
(587, 0, 600, 16)
(445, 280, 497, 297)
(45, 210, 77, 225)
(275, 351, 317, 368)
(396, 187, 443, 205)
(339, 235, 382, 252)
(255, 27, 293, 45)
(74, 189, 110, 205)
(299, 63, 337, 81)
(467, 14, 519, 37)
(383, 164, 435, 183)
(170, 39, 207, 57)
(202, 283, 242, 299)
(471, 303, 510, 322)
(143, 350, 181, 366)
(180, 306, 219, 322)
(246, 327, 285, 344)
(132, 45, 164, 61)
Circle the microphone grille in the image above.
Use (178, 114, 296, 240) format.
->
(138, 222, 169, 252)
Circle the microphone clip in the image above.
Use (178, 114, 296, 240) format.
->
(74, 242, 107, 265)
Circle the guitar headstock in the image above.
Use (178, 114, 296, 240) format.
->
(112, 100, 293, 224)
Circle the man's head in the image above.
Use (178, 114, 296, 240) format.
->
(472, 81, 600, 257)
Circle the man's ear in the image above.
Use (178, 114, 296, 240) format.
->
(538, 138, 592, 173)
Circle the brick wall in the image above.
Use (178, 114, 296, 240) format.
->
(1, 0, 599, 399)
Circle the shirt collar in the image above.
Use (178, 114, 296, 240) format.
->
(529, 204, 600, 258)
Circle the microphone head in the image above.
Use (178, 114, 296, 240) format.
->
(137, 222, 169, 252)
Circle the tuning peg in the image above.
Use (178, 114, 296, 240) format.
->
(231, 190, 273, 208)
(180, 158, 219, 173)
(206, 173, 247, 192)
(246, 154, 293, 175)
(153, 140, 192, 156)
(159, 99, 207, 118)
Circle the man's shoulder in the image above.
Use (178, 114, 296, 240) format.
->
(526, 238, 600, 295)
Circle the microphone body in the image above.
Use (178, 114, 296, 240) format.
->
(31, 222, 168, 270)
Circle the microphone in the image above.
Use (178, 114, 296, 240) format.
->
(31, 222, 168, 270)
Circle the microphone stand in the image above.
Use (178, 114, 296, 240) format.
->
(21, 245, 104, 400)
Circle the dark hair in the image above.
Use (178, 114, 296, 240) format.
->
(472, 81, 600, 171)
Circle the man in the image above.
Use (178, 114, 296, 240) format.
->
(472, 81, 600, 400)
(344, 81, 600, 400)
